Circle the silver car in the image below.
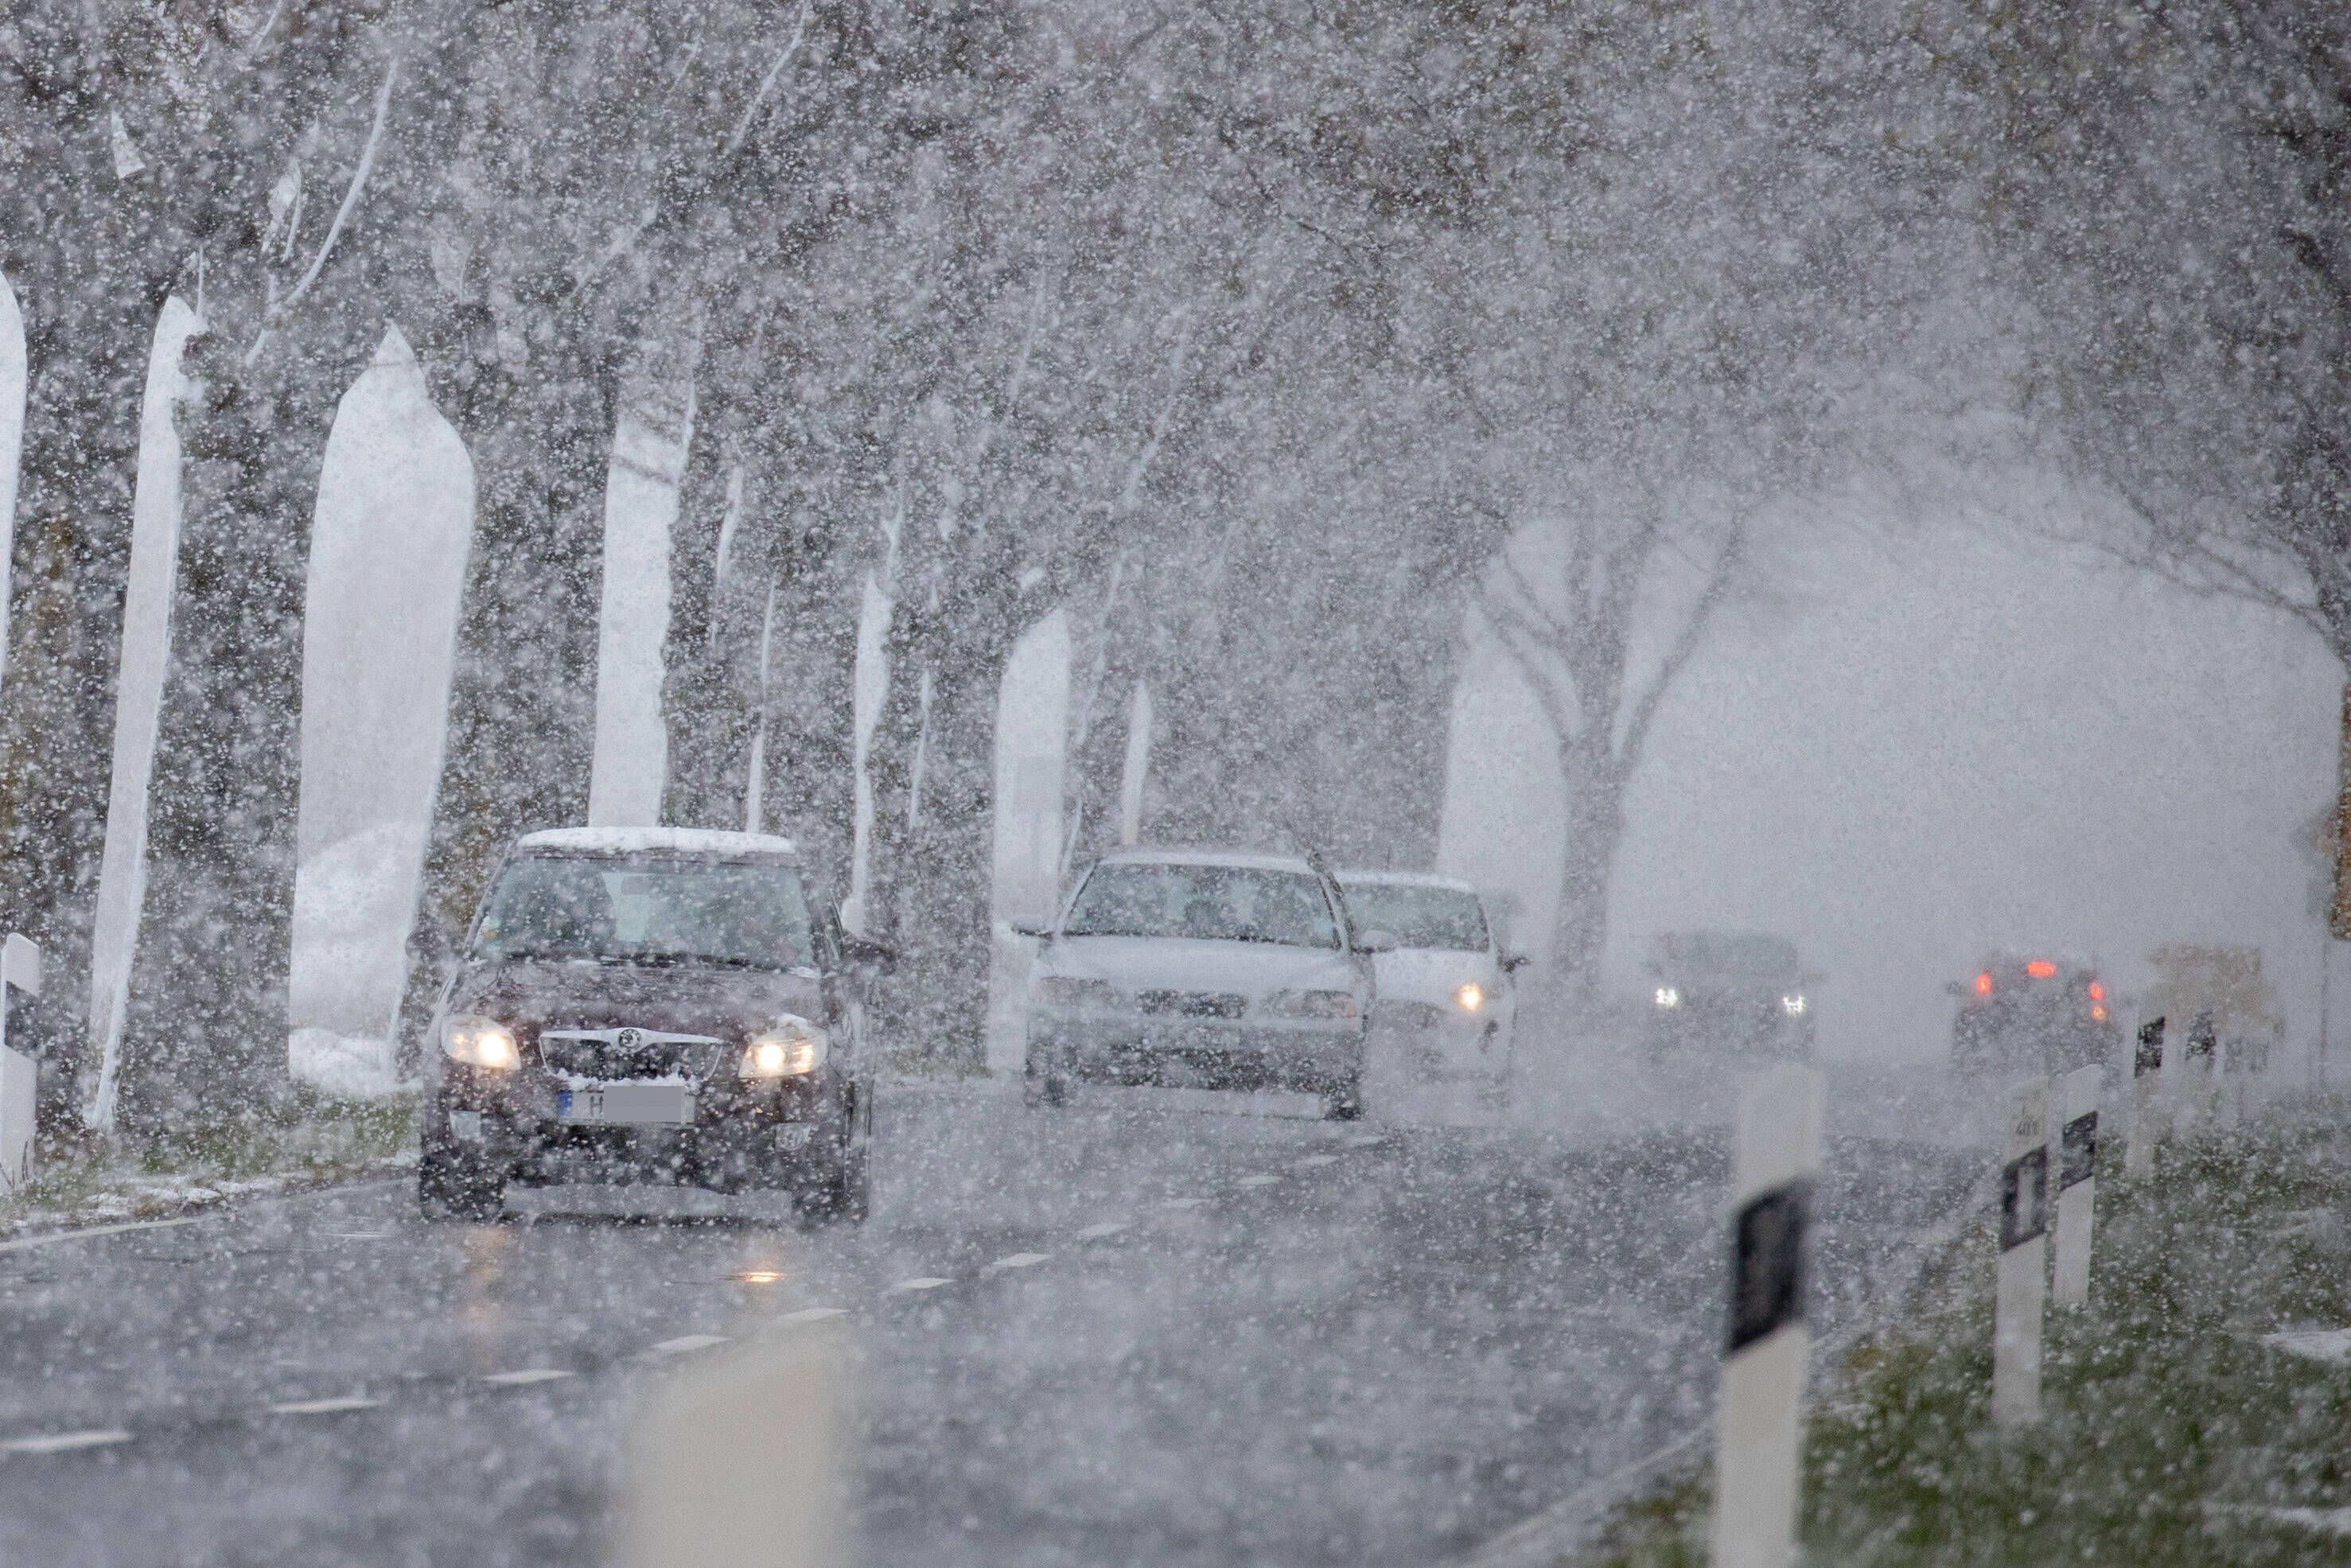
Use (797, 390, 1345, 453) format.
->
(1019, 850, 1388, 1119)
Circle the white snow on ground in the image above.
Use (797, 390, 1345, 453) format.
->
(0, 266, 23, 691)
(287, 327, 475, 1097)
(517, 827, 797, 856)
(2263, 1328, 2351, 1366)
(588, 380, 695, 828)
(82, 295, 206, 1130)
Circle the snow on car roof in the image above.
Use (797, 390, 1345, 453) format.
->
(1335, 870, 1481, 893)
(514, 827, 800, 858)
(1096, 846, 1318, 873)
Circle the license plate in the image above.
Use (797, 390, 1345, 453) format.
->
(1144, 1025, 1250, 1054)
(556, 1083, 695, 1126)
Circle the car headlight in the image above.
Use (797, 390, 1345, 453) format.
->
(1455, 982, 1485, 1014)
(1034, 976, 1121, 1010)
(1782, 994, 1807, 1017)
(1654, 986, 1681, 1010)
(1263, 989, 1360, 1020)
(742, 1018, 829, 1079)
(442, 1014, 519, 1069)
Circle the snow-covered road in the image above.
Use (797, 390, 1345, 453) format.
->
(0, 1060, 1984, 1566)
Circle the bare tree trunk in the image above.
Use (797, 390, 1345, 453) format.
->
(119, 323, 346, 1131)
(1548, 745, 1629, 1000)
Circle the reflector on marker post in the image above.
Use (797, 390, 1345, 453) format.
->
(1995, 1077, 2049, 1427)
(2125, 1017, 2163, 1179)
(1710, 1063, 1821, 1568)
(2050, 1065, 2099, 1309)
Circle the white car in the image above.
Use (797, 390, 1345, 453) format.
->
(1337, 872, 1522, 1070)
(1020, 849, 1388, 1119)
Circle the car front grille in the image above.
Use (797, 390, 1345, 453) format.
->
(1137, 990, 1248, 1020)
(1380, 1001, 1446, 1031)
(538, 1027, 726, 1082)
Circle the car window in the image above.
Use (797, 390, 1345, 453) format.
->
(1338, 884, 1489, 952)
(1656, 932, 1799, 980)
(473, 854, 814, 967)
(1063, 864, 1341, 949)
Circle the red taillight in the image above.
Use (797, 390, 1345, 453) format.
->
(2026, 959, 2057, 979)
(1975, 971, 1993, 995)
(2088, 981, 2105, 1002)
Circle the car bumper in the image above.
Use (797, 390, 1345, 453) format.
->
(428, 1068, 844, 1190)
(1029, 1014, 1365, 1095)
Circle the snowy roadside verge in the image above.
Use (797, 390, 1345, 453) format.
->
(1569, 1097, 2351, 1568)
(2, 1095, 418, 1241)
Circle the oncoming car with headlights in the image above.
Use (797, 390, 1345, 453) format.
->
(1644, 929, 1816, 1056)
(415, 828, 887, 1222)
(1019, 850, 1388, 1119)
(1337, 871, 1523, 1069)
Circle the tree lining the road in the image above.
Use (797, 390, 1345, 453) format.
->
(1, 0, 2322, 1118)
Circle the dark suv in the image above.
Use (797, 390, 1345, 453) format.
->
(1644, 930, 1816, 1056)
(415, 828, 886, 1222)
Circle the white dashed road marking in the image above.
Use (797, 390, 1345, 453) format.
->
(1236, 1174, 1279, 1189)
(644, 1334, 730, 1357)
(1, 1429, 132, 1454)
(1161, 1198, 1207, 1211)
(1345, 1133, 1383, 1148)
(481, 1368, 575, 1386)
(887, 1277, 953, 1294)
(985, 1252, 1050, 1272)
(1291, 1154, 1339, 1169)
(1075, 1221, 1129, 1239)
(270, 1396, 383, 1416)
(778, 1306, 848, 1324)
(0, 1215, 212, 1255)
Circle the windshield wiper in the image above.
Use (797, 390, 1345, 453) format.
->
(602, 951, 777, 970)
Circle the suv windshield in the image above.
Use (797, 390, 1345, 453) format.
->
(472, 854, 815, 967)
(1063, 863, 1341, 949)
(1339, 883, 1489, 952)
(1656, 931, 1799, 982)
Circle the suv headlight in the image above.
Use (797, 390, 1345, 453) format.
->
(1781, 994, 1807, 1017)
(1455, 982, 1485, 1014)
(1263, 989, 1360, 1020)
(743, 1018, 829, 1079)
(1654, 986, 1681, 1010)
(442, 1014, 519, 1069)
(1034, 976, 1121, 1010)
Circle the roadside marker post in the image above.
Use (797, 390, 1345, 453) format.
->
(1710, 1062, 1821, 1568)
(610, 1321, 852, 1568)
(0, 934, 41, 1193)
(2125, 1017, 2163, 1179)
(2050, 1065, 2100, 1309)
(1994, 1076, 2049, 1428)
(2178, 1013, 2218, 1135)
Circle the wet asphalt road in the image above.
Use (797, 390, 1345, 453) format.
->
(0, 1055, 1986, 1568)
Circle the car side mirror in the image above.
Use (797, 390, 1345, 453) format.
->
(1357, 928, 1400, 955)
(1500, 951, 1530, 975)
(840, 932, 897, 971)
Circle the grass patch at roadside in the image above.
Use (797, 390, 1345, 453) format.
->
(1584, 1098, 2351, 1567)
(5, 1088, 418, 1234)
